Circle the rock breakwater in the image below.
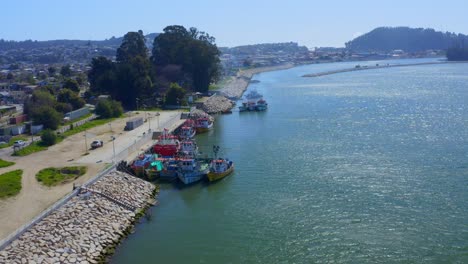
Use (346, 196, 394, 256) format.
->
(0, 171, 156, 264)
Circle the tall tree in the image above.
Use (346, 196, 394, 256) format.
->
(152, 25, 220, 93)
(60, 64, 72, 77)
(116, 30, 148, 63)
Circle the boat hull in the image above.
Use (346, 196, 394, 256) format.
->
(207, 164, 234, 182)
(177, 169, 208, 184)
(154, 144, 179, 157)
(196, 126, 212, 133)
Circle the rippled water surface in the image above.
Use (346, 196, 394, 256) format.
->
(112, 59, 468, 263)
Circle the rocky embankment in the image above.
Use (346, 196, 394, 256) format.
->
(0, 171, 155, 264)
(201, 95, 235, 114)
(201, 64, 294, 113)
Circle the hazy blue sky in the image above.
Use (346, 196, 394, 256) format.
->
(2, 0, 467, 48)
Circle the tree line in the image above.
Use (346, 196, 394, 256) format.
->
(88, 25, 221, 109)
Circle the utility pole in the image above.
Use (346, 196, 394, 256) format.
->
(83, 131, 88, 154)
(111, 136, 116, 163)
(148, 113, 151, 131)
(156, 112, 160, 130)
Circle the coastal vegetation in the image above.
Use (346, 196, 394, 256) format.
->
(345, 27, 468, 52)
(95, 99, 123, 118)
(0, 159, 15, 168)
(36, 166, 87, 186)
(40, 129, 57, 146)
(88, 25, 221, 109)
(0, 169, 22, 198)
(446, 46, 468, 61)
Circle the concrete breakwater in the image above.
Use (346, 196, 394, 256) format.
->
(301, 61, 451, 78)
(0, 171, 156, 264)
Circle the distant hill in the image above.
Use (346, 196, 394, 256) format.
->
(0, 33, 159, 64)
(0, 33, 159, 51)
(345, 27, 468, 52)
(220, 42, 309, 55)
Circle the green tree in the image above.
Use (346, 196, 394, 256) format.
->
(62, 78, 80, 92)
(95, 99, 123, 118)
(88, 56, 116, 95)
(32, 106, 62, 130)
(48, 66, 57, 76)
(57, 89, 85, 110)
(116, 30, 148, 63)
(165, 83, 186, 105)
(152, 25, 220, 93)
(41, 129, 57, 146)
(60, 65, 72, 77)
(24, 90, 56, 116)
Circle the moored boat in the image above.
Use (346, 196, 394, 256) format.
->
(153, 129, 180, 157)
(179, 126, 196, 139)
(159, 158, 179, 181)
(255, 99, 268, 111)
(195, 117, 213, 133)
(207, 158, 234, 182)
(239, 90, 268, 112)
(176, 158, 210, 185)
(178, 139, 199, 158)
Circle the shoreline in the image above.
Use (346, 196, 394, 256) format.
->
(219, 63, 295, 99)
(201, 64, 295, 114)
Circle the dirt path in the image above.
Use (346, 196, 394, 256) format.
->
(0, 111, 182, 240)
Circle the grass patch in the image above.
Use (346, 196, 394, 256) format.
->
(62, 113, 93, 125)
(0, 136, 29, 149)
(0, 159, 15, 168)
(36, 166, 87, 186)
(62, 117, 117, 137)
(12, 141, 48, 156)
(0, 169, 22, 198)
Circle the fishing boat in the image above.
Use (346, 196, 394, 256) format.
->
(195, 117, 213, 133)
(179, 125, 196, 139)
(207, 158, 234, 182)
(145, 159, 164, 180)
(255, 99, 268, 111)
(178, 139, 199, 158)
(131, 154, 157, 172)
(159, 158, 179, 181)
(153, 129, 180, 157)
(176, 158, 210, 185)
(238, 90, 268, 112)
(207, 145, 234, 182)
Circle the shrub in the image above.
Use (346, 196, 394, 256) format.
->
(96, 99, 123, 118)
(41, 129, 57, 146)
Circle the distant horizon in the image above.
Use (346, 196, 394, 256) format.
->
(2, 0, 468, 48)
(2, 26, 468, 49)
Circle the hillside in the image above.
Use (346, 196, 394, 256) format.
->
(0, 33, 159, 64)
(345, 27, 468, 52)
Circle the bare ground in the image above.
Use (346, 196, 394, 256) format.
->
(0, 111, 182, 240)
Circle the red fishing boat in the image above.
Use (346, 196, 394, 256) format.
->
(153, 129, 180, 157)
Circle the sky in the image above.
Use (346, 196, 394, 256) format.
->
(2, 0, 468, 48)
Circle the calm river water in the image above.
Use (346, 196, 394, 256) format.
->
(112, 58, 468, 263)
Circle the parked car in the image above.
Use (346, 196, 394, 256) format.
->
(13, 140, 26, 148)
(91, 140, 104, 149)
